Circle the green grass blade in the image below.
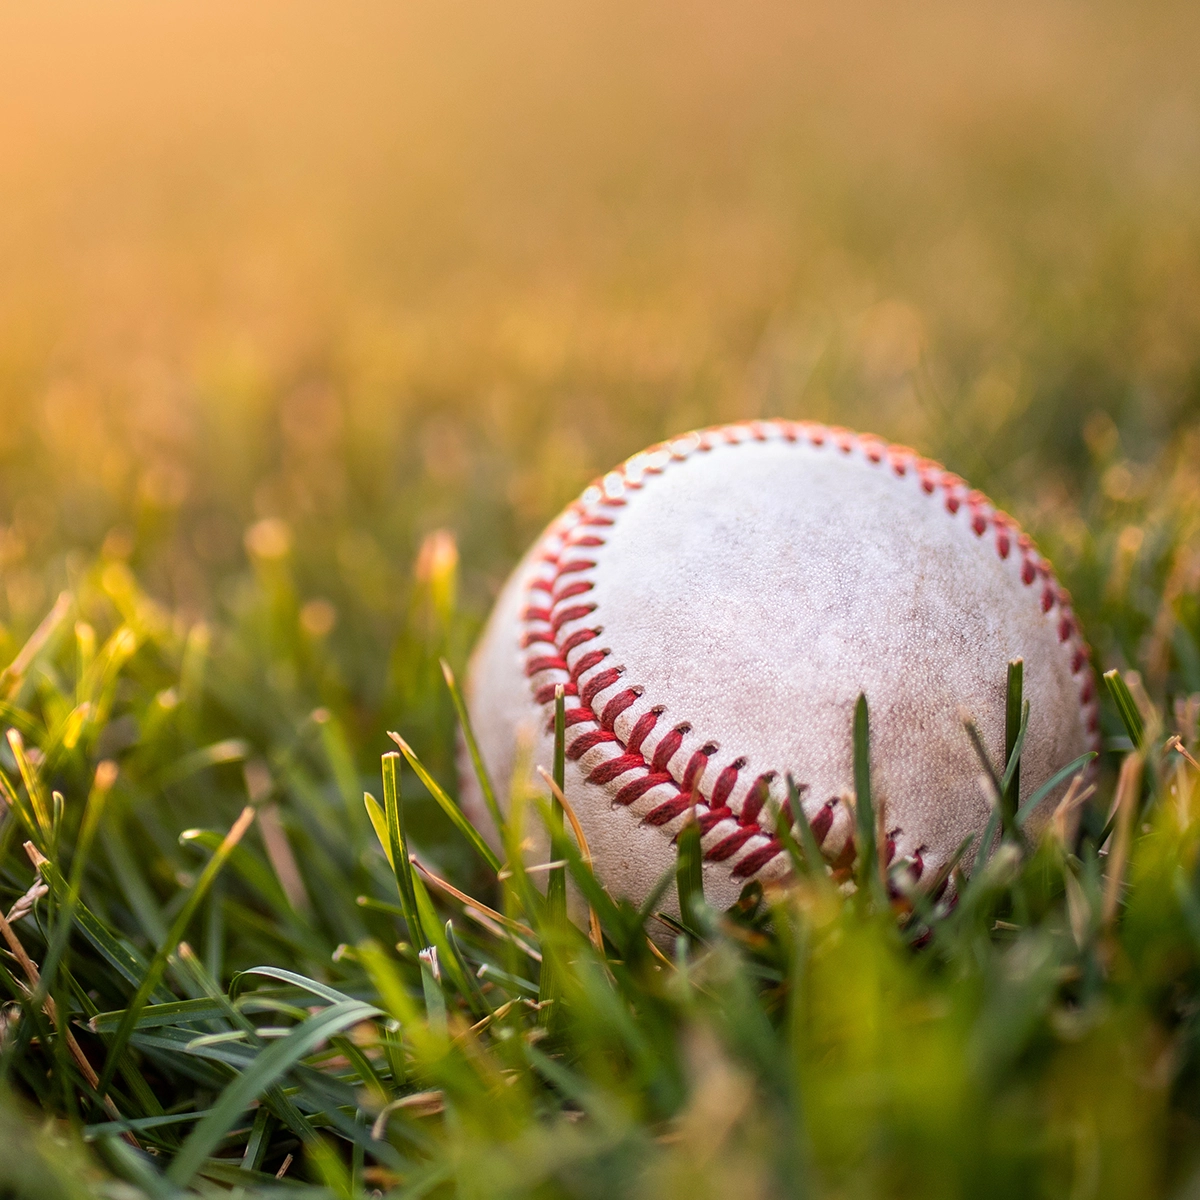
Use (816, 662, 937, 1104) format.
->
(357, 940, 422, 1027)
(786, 775, 829, 887)
(33, 761, 115, 1009)
(231, 966, 358, 1006)
(83, 1109, 214, 1140)
(331, 1032, 387, 1095)
(963, 716, 1004, 806)
(1001, 701, 1030, 801)
(675, 813, 704, 929)
(364, 791, 394, 868)
(89, 998, 228, 1033)
(1016, 752, 1099, 828)
(35, 860, 172, 1000)
(970, 803, 1003, 877)
(768, 788, 805, 878)
(100, 817, 168, 947)
(852, 694, 884, 907)
(547, 684, 567, 917)
(540, 685, 568, 1019)
(1104, 669, 1145, 748)
(240, 1106, 273, 1172)
(410, 869, 471, 999)
(166, 998, 381, 1186)
(635, 863, 678, 936)
(156, 738, 250, 789)
(1002, 657, 1027, 836)
(445, 920, 490, 1016)
(178, 831, 291, 915)
(387, 732, 502, 875)
(381, 753, 425, 948)
(312, 706, 370, 843)
(95, 806, 257, 1102)
(442, 657, 505, 839)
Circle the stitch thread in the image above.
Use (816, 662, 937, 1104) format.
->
(518, 420, 1101, 884)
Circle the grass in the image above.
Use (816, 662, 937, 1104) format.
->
(0, 3, 1199, 1195)
(0, 516, 1196, 1199)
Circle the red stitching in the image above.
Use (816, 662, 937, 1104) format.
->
(519, 420, 1100, 885)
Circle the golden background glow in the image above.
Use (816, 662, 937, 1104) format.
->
(1, 1, 1198, 644)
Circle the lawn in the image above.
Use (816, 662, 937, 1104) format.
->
(0, 2, 1199, 1196)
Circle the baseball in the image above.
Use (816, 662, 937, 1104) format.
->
(464, 421, 1099, 914)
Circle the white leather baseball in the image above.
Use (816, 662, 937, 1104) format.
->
(463, 421, 1099, 915)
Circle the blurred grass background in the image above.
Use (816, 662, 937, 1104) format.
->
(0, 4, 1199, 1192)
(2, 0, 1199, 633)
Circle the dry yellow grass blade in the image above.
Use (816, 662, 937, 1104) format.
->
(1052, 772, 1097, 845)
(0, 891, 134, 1143)
(410, 855, 537, 940)
(370, 1090, 446, 1138)
(0, 591, 71, 698)
(1167, 735, 1200, 774)
(457, 998, 519, 1044)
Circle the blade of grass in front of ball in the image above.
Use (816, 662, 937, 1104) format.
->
(1015, 752, 1098, 828)
(1002, 658, 1025, 835)
(531, 791, 621, 949)
(970, 798, 1003, 879)
(536, 767, 605, 952)
(441, 657, 506, 842)
(903, 831, 977, 944)
(1001, 701, 1030, 801)
(539, 686, 568, 1022)
(1104, 668, 1146, 749)
(500, 754, 546, 939)
(768, 790, 804, 878)
(675, 806, 704, 932)
(963, 716, 1004, 807)
(786, 774, 829, 888)
(852, 694, 885, 908)
(387, 732, 502, 875)
(546, 684, 567, 920)
(637, 862, 681, 936)
(381, 753, 425, 950)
